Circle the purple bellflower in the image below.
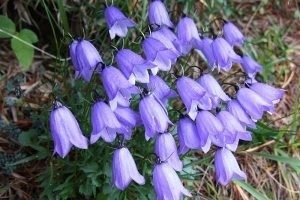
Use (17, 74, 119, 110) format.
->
(211, 37, 242, 71)
(176, 76, 213, 120)
(223, 21, 245, 46)
(142, 37, 178, 74)
(148, 0, 173, 28)
(139, 94, 172, 139)
(214, 148, 246, 186)
(155, 133, 183, 171)
(155, 27, 182, 53)
(177, 117, 201, 155)
(104, 6, 136, 39)
(150, 29, 180, 56)
(116, 49, 155, 84)
(227, 100, 256, 128)
(101, 66, 139, 110)
(249, 82, 284, 105)
(237, 88, 274, 121)
(195, 37, 216, 69)
(241, 55, 262, 78)
(153, 162, 192, 200)
(216, 111, 252, 151)
(90, 101, 122, 144)
(112, 147, 145, 190)
(176, 16, 201, 54)
(114, 106, 141, 140)
(50, 101, 88, 158)
(147, 75, 177, 105)
(69, 39, 102, 82)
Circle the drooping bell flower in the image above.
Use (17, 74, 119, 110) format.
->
(237, 88, 274, 121)
(90, 101, 122, 144)
(147, 75, 176, 105)
(177, 117, 201, 155)
(227, 100, 256, 128)
(216, 111, 252, 151)
(142, 37, 178, 74)
(249, 82, 284, 105)
(139, 94, 172, 139)
(114, 106, 141, 140)
(104, 6, 136, 39)
(196, 111, 223, 152)
(214, 148, 246, 186)
(176, 76, 213, 120)
(211, 37, 242, 71)
(150, 29, 180, 56)
(69, 39, 103, 82)
(101, 66, 139, 110)
(116, 49, 155, 84)
(197, 74, 231, 106)
(153, 162, 192, 200)
(241, 55, 262, 78)
(50, 101, 88, 158)
(223, 21, 245, 46)
(195, 37, 216, 69)
(176, 16, 201, 54)
(155, 133, 183, 171)
(148, 0, 173, 28)
(154, 27, 182, 53)
(112, 147, 145, 190)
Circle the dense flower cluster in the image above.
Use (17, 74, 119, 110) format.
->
(49, 0, 284, 199)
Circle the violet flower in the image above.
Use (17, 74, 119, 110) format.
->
(177, 117, 201, 155)
(211, 37, 242, 71)
(147, 75, 177, 105)
(116, 49, 155, 84)
(155, 133, 183, 171)
(153, 162, 192, 199)
(112, 147, 145, 190)
(139, 94, 172, 139)
(176, 76, 213, 120)
(104, 6, 136, 39)
(223, 21, 245, 46)
(101, 66, 139, 110)
(214, 148, 246, 186)
(227, 100, 256, 128)
(154, 27, 182, 53)
(148, 0, 173, 28)
(249, 82, 284, 105)
(241, 55, 262, 78)
(69, 39, 102, 82)
(50, 101, 88, 158)
(150, 29, 180, 56)
(195, 37, 216, 68)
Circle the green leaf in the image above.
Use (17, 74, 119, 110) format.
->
(11, 29, 38, 71)
(234, 180, 269, 200)
(256, 152, 300, 167)
(0, 15, 16, 38)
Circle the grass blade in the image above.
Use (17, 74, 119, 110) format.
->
(234, 180, 269, 200)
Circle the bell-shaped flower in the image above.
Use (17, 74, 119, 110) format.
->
(153, 162, 192, 200)
(176, 76, 213, 120)
(142, 37, 178, 74)
(197, 74, 231, 106)
(116, 49, 155, 84)
(50, 101, 88, 158)
(155, 27, 182, 53)
(249, 82, 284, 105)
(147, 75, 176, 105)
(177, 117, 201, 155)
(104, 6, 136, 39)
(176, 16, 201, 54)
(139, 94, 172, 139)
(101, 66, 139, 110)
(150, 29, 180, 56)
(216, 111, 252, 151)
(195, 37, 216, 69)
(241, 55, 262, 78)
(148, 0, 173, 28)
(90, 101, 122, 144)
(211, 37, 242, 71)
(114, 106, 141, 140)
(227, 100, 256, 128)
(237, 88, 273, 121)
(69, 39, 102, 82)
(223, 21, 245, 46)
(155, 133, 183, 171)
(196, 111, 223, 152)
(214, 148, 246, 185)
(112, 147, 145, 190)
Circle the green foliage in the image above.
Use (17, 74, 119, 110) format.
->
(0, 15, 16, 38)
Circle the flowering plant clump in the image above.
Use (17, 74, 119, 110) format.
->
(49, 0, 284, 199)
